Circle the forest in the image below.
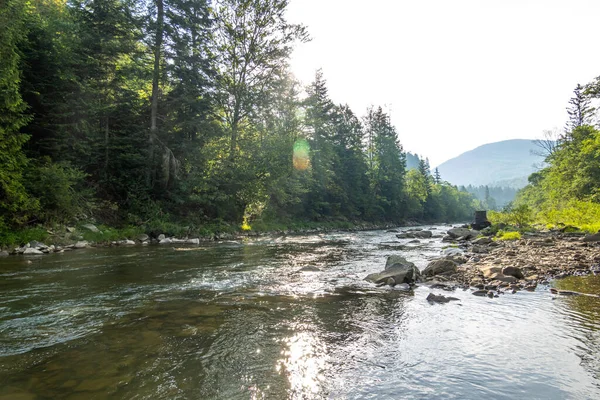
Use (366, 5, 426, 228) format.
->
(493, 83, 600, 233)
(0, 0, 479, 243)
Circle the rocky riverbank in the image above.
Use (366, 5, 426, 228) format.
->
(0, 221, 411, 257)
(365, 226, 600, 300)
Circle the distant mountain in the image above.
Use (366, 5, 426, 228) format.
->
(436, 139, 545, 188)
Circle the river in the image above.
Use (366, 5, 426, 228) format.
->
(1, 226, 599, 399)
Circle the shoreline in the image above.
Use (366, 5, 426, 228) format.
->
(0, 220, 452, 257)
(420, 229, 600, 297)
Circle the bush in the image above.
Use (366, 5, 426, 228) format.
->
(25, 159, 93, 224)
(488, 204, 532, 228)
(537, 200, 600, 233)
(496, 230, 522, 241)
(0, 224, 48, 246)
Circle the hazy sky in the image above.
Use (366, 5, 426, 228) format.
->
(286, 0, 600, 166)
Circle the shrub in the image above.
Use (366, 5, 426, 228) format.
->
(496, 231, 522, 241)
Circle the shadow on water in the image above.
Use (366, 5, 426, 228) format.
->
(1, 228, 600, 399)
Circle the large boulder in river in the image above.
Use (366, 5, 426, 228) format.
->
(413, 230, 433, 239)
(422, 259, 458, 277)
(447, 228, 478, 240)
(365, 256, 421, 285)
(385, 255, 416, 270)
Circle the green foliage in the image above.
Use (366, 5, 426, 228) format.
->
(0, 0, 479, 245)
(0, 223, 48, 247)
(25, 160, 92, 224)
(79, 225, 143, 243)
(0, 0, 39, 227)
(488, 204, 532, 227)
(496, 230, 521, 241)
(536, 200, 600, 233)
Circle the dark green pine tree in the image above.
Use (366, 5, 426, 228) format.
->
(0, 0, 38, 226)
(434, 167, 442, 184)
(364, 106, 407, 221)
(565, 83, 595, 136)
(303, 70, 340, 218)
(51, 0, 147, 201)
(330, 104, 370, 218)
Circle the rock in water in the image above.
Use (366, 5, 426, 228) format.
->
(385, 255, 416, 270)
(298, 266, 321, 272)
(447, 228, 478, 240)
(23, 248, 43, 255)
(414, 230, 433, 239)
(365, 256, 421, 285)
(426, 293, 460, 303)
(422, 259, 458, 277)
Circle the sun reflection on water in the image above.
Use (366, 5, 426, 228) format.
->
(277, 330, 329, 398)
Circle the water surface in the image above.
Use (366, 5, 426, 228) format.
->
(1, 227, 599, 399)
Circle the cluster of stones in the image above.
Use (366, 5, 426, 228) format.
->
(364, 226, 600, 303)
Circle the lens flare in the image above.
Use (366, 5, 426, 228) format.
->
(293, 139, 310, 171)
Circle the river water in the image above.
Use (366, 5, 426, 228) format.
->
(1, 226, 599, 399)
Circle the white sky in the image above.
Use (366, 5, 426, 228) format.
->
(286, 0, 600, 166)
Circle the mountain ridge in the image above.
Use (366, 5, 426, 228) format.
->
(435, 139, 544, 188)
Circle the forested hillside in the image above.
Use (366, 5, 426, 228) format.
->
(436, 139, 544, 188)
(0, 0, 478, 241)
(499, 83, 600, 232)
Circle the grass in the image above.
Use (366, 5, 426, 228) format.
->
(495, 230, 522, 241)
(537, 200, 600, 233)
(0, 226, 49, 247)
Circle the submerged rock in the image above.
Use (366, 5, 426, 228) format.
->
(298, 266, 321, 272)
(426, 293, 460, 303)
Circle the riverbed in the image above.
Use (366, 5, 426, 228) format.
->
(1, 226, 599, 399)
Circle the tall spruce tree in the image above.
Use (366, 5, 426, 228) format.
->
(0, 0, 38, 226)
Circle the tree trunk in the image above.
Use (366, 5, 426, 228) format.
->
(104, 116, 109, 180)
(147, 0, 164, 187)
